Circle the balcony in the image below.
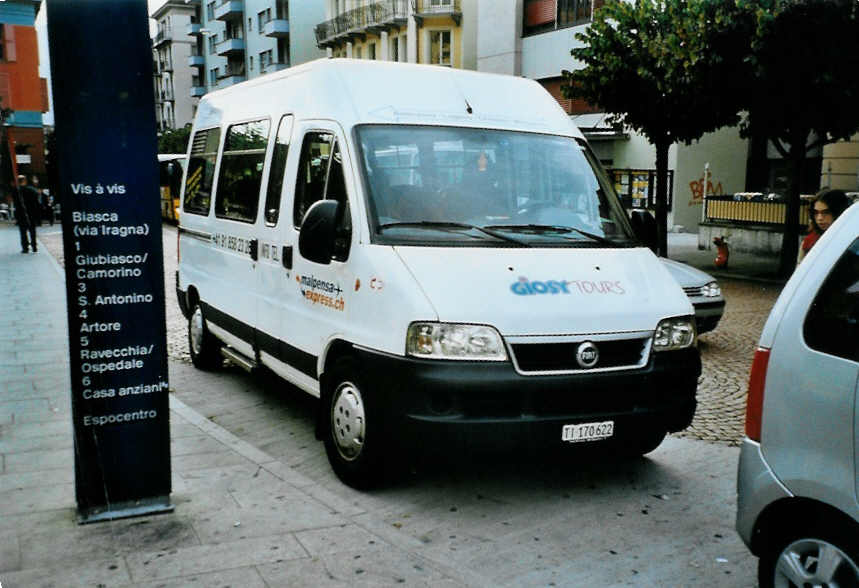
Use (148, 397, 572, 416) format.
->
(187, 22, 202, 36)
(263, 18, 289, 38)
(218, 74, 247, 88)
(153, 28, 173, 47)
(262, 62, 289, 75)
(412, 0, 461, 26)
(190, 86, 206, 97)
(315, 0, 409, 47)
(216, 37, 245, 57)
(214, 0, 243, 21)
(189, 54, 205, 67)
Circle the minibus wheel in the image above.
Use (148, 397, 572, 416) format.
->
(758, 522, 859, 588)
(188, 303, 222, 370)
(323, 357, 385, 489)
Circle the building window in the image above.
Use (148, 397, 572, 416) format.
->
(208, 35, 217, 54)
(207, 1, 215, 20)
(523, 0, 602, 36)
(209, 67, 219, 85)
(389, 36, 399, 62)
(0, 25, 17, 62)
(429, 30, 451, 66)
(249, 56, 254, 71)
(260, 49, 274, 69)
(258, 8, 271, 30)
(368, 42, 376, 60)
(400, 34, 407, 62)
(354, 46, 362, 59)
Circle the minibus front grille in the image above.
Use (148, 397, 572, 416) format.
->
(509, 337, 650, 375)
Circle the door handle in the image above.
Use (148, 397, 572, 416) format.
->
(249, 238, 259, 261)
(282, 245, 293, 269)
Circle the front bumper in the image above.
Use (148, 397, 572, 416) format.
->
(691, 298, 725, 334)
(351, 346, 700, 451)
(736, 437, 792, 553)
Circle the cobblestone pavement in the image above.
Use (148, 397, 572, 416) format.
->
(40, 224, 783, 446)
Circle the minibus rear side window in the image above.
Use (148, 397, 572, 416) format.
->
(215, 119, 271, 223)
(263, 115, 294, 226)
(803, 238, 859, 362)
(184, 127, 221, 216)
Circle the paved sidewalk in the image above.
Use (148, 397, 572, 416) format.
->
(0, 223, 467, 587)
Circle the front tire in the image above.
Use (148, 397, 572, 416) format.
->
(323, 357, 386, 489)
(188, 303, 222, 370)
(758, 522, 859, 588)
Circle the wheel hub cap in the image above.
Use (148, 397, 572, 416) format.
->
(190, 309, 204, 355)
(331, 383, 365, 461)
(775, 538, 859, 587)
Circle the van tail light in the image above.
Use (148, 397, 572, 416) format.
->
(745, 347, 771, 442)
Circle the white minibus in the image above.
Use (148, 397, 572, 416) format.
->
(176, 59, 699, 488)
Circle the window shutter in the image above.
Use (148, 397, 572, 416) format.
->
(525, 0, 555, 27)
(4, 25, 15, 62)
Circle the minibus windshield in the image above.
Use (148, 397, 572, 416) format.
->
(356, 125, 637, 247)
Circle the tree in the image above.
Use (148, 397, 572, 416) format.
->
(157, 124, 191, 154)
(738, 0, 859, 276)
(564, 0, 754, 256)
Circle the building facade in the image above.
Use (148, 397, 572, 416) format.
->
(315, 0, 477, 70)
(151, 0, 326, 131)
(0, 0, 48, 182)
(153, 1, 199, 131)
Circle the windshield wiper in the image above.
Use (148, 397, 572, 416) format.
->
(377, 221, 530, 246)
(484, 224, 625, 247)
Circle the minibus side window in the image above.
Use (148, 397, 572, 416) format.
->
(214, 119, 271, 223)
(326, 142, 351, 261)
(803, 238, 859, 362)
(183, 127, 221, 216)
(294, 132, 334, 227)
(263, 115, 294, 226)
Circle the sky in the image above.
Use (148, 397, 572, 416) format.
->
(35, 1, 166, 126)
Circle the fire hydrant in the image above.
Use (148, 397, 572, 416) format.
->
(713, 236, 729, 269)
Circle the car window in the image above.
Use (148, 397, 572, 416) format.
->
(803, 237, 859, 362)
(263, 115, 293, 226)
(214, 119, 271, 223)
(183, 127, 221, 216)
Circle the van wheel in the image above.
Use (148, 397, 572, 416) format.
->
(758, 523, 859, 588)
(188, 303, 222, 370)
(323, 357, 386, 489)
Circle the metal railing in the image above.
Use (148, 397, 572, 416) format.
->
(412, 0, 461, 15)
(703, 195, 811, 228)
(315, 0, 409, 45)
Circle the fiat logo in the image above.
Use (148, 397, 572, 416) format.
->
(576, 341, 599, 368)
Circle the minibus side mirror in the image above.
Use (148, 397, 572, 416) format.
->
(630, 209, 658, 254)
(299, 200, 340, 264)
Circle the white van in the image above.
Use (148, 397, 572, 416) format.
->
(176, 59, 700, 488)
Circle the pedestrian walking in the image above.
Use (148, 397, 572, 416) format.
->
(13, 174, 41, 253)
(797, 188, 850, 266)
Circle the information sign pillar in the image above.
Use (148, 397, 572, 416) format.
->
(46, 0, 172, 523)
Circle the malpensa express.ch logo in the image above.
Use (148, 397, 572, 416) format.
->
(510, 277, 626, 296)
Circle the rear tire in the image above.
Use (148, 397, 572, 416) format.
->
(188, 302, 222, 370)
(322, 357, 387, 489)
(758, 521, 859, 588)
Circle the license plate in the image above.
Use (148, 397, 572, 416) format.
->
(561, 420, 614, 443)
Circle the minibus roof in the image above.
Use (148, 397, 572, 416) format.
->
(194, 58, 586, 139)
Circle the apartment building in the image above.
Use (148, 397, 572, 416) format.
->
(0, 0, 48, 181)
(153, 1, 199, 130)
(196, 0, 325, 92)
(151, 0, 325, 130)
(315, 0, 477, 69)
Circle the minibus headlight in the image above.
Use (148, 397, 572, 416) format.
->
(406, 323, 508, 361)
(653, 317, 696, 351)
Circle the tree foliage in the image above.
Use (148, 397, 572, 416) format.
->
(738, 0, 859, 275)
(564, 0, 753, 255)
(157, 125, 191, 154)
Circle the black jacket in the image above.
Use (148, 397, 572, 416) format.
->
(15, 185, 41, 227)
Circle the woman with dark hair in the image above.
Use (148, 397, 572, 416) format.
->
(797, 188, 851, 265)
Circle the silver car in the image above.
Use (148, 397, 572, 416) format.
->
(661, 258, 725, 334)
(736, 203, 859, 587)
